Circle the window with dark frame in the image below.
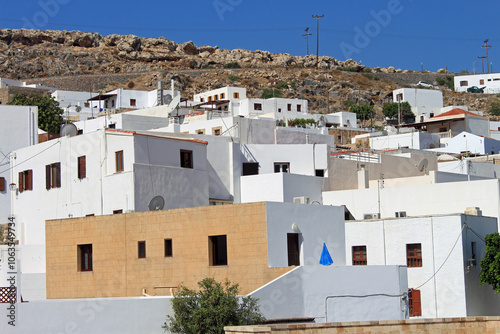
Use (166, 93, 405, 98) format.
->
(130, 99, 136, 106)
(254, 103, 262, 111)
(287, 233, 300, 266)
(242, 162, 259, 176)
(180, 150, 193, 169)
(274, 162, 290, 173)
(113, 209, 123, 214)
(18, 170, 33, 192)
(297, 104, 301, 112)
(78, 156, 86, 179)
(115, 151, 124, 172)
(46, 162, 61, 190)
(408, 288, 422, 317)
(0, 177, 5, 192)
(460, 80, 468, 87)
(352, 246, 367, 265)
(138, 241, 146, 258)
(164, 239, 173, 257)
(233, 92, 239, 98)
(209, 235, 227, 266)
(220, 93, 225, 99)
(407, 243, 422, 267)
(78, 244, 93, 271)
(287, 104, 292, 111)
(315, 169, 325, 177)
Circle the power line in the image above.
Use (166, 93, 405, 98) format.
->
(0, 139, 61, 175)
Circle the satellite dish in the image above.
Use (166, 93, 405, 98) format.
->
(164, 94, 173, 105)
(416, 158, 429, 173)
(60, 123, 78, 137)
(148, 196, 165, 211)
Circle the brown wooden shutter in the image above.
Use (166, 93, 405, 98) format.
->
(78, 156, 86, 179)
(46, 165, 51, 190)
(0, 177, 5, 192)
(55, 163, 61, 188)
(18, 172, 23, 192)
(26, 169, 33, 190)
(409, 289, 422, 317)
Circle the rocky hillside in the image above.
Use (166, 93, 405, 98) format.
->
(0, 28, 497, 119)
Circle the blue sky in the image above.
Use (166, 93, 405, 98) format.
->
(1, 0, 499, 73)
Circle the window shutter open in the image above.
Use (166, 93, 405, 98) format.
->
(55, 163, 61, 188)
(409, 288, 422, 317)
(27, 169, 33, 190)
(46, 165, 51, 190)
(0, 177, 5, 192)
(79, 156, 86, 179)
(18, 172, 23, 192)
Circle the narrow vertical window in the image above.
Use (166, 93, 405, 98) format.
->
(0, 177, 5, 192)
(18, 169, 32, 192)
(209, 235, 227, 266)
(115, 151, 124, 172)
(180, 150, 193, 169)
(46, 163, 61, 190)
(78, 156, 86, 179)
(287, 233, 300, 266)
(78, 244, 93, 271)
(287, 104, 292, 111)
(138, 241, 146, 258)
(164, 239, 173, 257)
(297, 104, 301, 112)
(352, 246, 367, 265)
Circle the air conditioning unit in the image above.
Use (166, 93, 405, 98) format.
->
(363, 213, 380, 220)
(395, 211, 407, 218)
(293, 196, 310, 204)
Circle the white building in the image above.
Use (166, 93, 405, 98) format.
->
(393, 88, 443, 122)
(345, 214, 500, 318)
(8, 129, 209, 300)
(368, 130, 440, 150)
(430, 131, 500, 155)
(51, 90, 98, 120)
(455, 73, 500, 94)
(88, 87, 180, 112)
(0, 77, 56, 92)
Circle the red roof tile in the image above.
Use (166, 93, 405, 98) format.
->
(428, 108, 485, 120)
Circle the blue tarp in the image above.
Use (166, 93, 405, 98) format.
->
(319, 242, 333, 266)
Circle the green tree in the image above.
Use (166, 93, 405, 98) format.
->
(489, 101, 500, 116)
(164, 277, 265, 334)
(262, 88, 282, 99)
(348, 102, 374, 121)
(9, 94, 64, 133)
(382, 102, 414, 120)
(224, 62, 241, 69)
(480, 232, 500, 294)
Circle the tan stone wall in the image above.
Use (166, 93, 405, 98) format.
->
(225, 317, 500, 333)
(46, 202, 292, 299)
(0, 86, 51, 104)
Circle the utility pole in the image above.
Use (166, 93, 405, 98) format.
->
(478, 56, 486, 73)
(482, 39, 492, 73)
(312, 15, 324, 66)
(302, 27, 312, 56)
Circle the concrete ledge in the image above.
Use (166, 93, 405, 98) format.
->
(225, 317, 500, 333)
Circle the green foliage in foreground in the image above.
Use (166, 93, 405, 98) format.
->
(163, 278, 265, 334)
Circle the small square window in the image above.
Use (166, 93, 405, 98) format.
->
(233, 92, 239, 99)
(196, 129, 205, 135)
(254, 103, 262, 111)
(460, 80, 468, 87)
(315, 169, 325, 177)
(130, 99, 136, 107)
(274, 162, 290, 173)
(407, 243, 422, 267)
(138, 241, 146, 258)
(212, 126, 222, 136)
(243, 162, 259, 176)
(352, 246, 367, 265)
(180, 150, 193, 169)
(78, 244, 93, 271)
(165, 239, 173, 257)
(209, 235, 227, 266)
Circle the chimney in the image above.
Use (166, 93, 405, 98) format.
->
(358, 165, 369, 189)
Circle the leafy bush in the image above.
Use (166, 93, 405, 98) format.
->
(382, 101, 414, 120)
(362, 73, 380, 81)
(228, 74, 239, 82)
(9, 94, 63, 133)
(349, 103, 374, 120)
(480, 233, 500, 294)
(163, 278, 264, 334)
(286, 118, 317, 127)
(490, 101, 500, 116)
(435, 76, 454, 90)
(262, 88, 282, 99)
(224, 62, 241, 69)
